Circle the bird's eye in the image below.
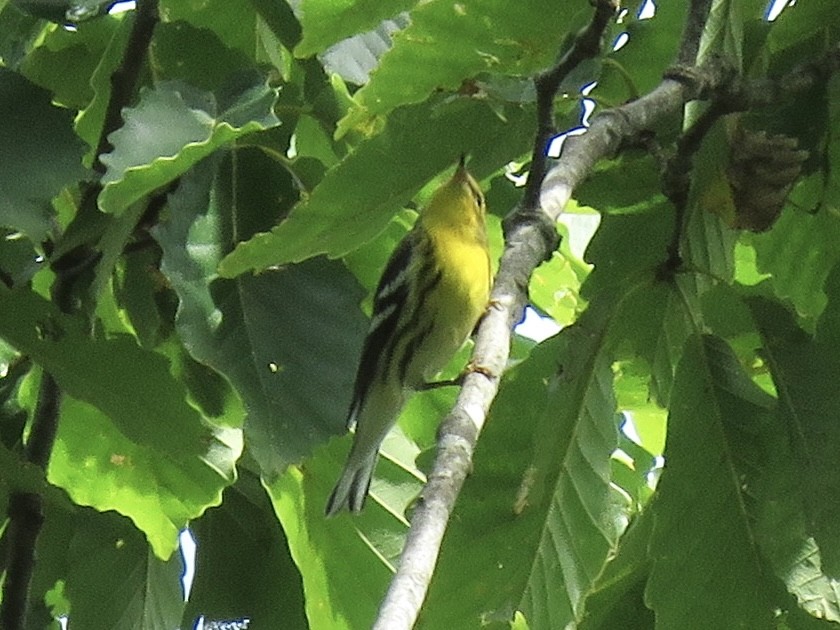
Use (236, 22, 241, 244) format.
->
(468, 184, 484, 209)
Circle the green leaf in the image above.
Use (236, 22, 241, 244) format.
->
(219, 97, 535, 275)
(646, 334, 777, 628)
(114, 246, 168, 349)
(20, 16, 119, 109)
(319, 16, 409, 86)
(0, 68, 87, 241)
(0, 440, 71, 510)
(582, 202, 703, 408)
(153, 151, 368, 473)
(293, 0, 413, 58)
(575, 154, 666, 216)
(592, 0, 683, 106)
(266, 432, 422, 630)
(613, 359, 668, 458)
(0, 226, 44, 290)
(680, 120, 738, 291)
(702, 292, 840, 623)
(150, 20, 254, 91)
(748, 205, 840, 322)
(346, 0, 588, 119)
(521, 330, 621, 629)
(159, 0, 259, 60)
(613, 278, 700, 407)
(754, 454, 840, 624)
(182, 471, 307, 629)
(528, 246, 589, 329)
(74, 11, 132, 153)
(31, 504, 74, 628)
(11, 0, 69, 22)
(0, 287, 212, 460)
(698, 0, 747, 69)
(0, 288, 241, 557)
(248, 0, 301, 50)
(580, 202, 672, 299)
(13, 0, 114, 22)
(423, 292, 622, 629)
(49, 393, 240, 559)
(64, 508, 185, 629)
(579, 508, 655, 630)
(89, 198, 147, 301)
(765, 0, 840, 58)
(98, 74, 280, 215)
(825, 75, 840, 211)
(747, 268, 840, 577)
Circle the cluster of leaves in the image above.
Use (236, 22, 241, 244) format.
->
(0, 0, 839, 628)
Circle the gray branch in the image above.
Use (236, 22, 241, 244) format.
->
(369, 0, 840, 627)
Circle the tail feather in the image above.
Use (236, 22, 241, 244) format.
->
(325, 453, 377, 517)
(327, 383, 406, 516)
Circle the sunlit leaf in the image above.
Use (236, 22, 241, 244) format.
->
(266, 430, 421, 630)
(346, 0, 588, 119)
(293, 0, 412, 59)
(219, 97, 535, 275)
(423, 290, 623, 629)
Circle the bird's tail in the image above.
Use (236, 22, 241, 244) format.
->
(326, 383, 406, 516)
(325, 450, 377, 516)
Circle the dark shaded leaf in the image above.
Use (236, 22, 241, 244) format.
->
(64, 509, 185, 629)
(646, 334, 777, 628)
(747, 266, 840, 577)
(0, 288, 240, 557)
(183, 471, 307, 630)
(0, 69, 87, 241)
(154, 151, 367, 473)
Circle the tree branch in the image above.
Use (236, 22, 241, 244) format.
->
(373, 1, 840, 627)
(0, 3, 159, 628)
(373, 2, 621, 628)
(0, 375, 59, 629)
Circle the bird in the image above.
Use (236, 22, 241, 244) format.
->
(326, 159, 491, 516)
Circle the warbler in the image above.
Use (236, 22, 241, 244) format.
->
(326, 159, 491, 516)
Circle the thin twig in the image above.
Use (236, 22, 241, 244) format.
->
(676, 0, 713, 65)
(524, 0, 619, 211)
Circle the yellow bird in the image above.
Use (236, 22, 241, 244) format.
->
(326, 159, 491, 515)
